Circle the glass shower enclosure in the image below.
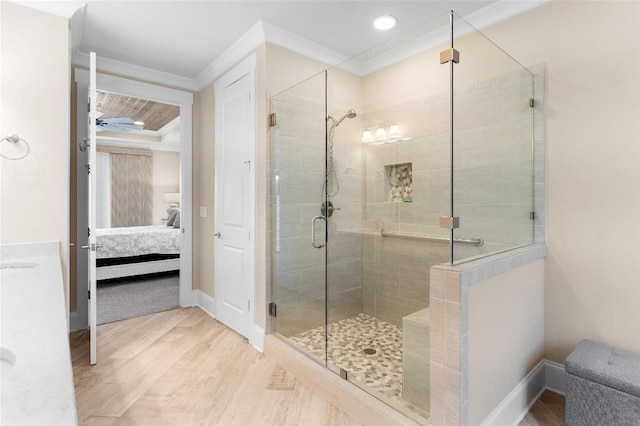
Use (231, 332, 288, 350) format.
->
(269, 11, 535, 423)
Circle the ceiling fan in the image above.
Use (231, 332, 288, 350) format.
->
(96, 112, 143, 133)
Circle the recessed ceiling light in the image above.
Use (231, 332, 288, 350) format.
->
(134, 121, 145, 126)
(373, 15, 397, 31)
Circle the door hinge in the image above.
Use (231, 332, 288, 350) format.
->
(87, 227, 91, 237)
(86, 164, 91, 174)
(268, 302, 277, 317)
(88, 290, 91, 299)
(248, 300, 251, 312)
(530, 211, 535, 220)
(529, 98, 535, 108)
(88, 102, 90, 112)
(268, 112, 277, 127)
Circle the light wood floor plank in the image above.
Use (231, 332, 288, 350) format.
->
(518, 390, 565, 426)
(72, 307, 362, 426)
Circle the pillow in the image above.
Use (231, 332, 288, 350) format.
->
(173, 212, 181, 229)
(166, 211, 178, 226)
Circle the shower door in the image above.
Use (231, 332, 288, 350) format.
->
(270, 71, 329, 366)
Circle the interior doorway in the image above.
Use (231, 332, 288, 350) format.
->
(71, 70, 193, 332)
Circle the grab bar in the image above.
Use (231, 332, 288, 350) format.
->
(380, 229, 484, 247)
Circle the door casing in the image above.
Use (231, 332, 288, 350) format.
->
(72, 69, 194, 332)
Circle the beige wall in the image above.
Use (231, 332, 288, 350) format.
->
(468, 259, 545, 425)
(1, 2, 70, 292)
(151, 151, 180, 225)
(480, 0, 640, 363)
(194, 82, 214, 296)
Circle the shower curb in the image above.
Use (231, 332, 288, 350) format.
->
(265, 335, 426, 426)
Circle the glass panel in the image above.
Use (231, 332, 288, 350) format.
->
(270, 71, 328, 366)
(323, 12, 451, 423)
(451, 13, 534, 264)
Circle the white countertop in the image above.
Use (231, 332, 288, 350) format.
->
(1, 241, 78, 425)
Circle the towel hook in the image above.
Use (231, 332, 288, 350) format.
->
(0, 134, 30, 160)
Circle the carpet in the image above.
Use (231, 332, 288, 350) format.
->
(97, 272, 180, 325)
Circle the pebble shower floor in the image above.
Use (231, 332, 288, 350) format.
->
(289, 313, 427, 417)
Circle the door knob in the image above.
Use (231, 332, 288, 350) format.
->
(214, 232, 222, 239)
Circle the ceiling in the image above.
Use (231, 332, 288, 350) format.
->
(73, 1, 494, 79)
(97, 91, 180, 132)
(17, 1, 545, 87)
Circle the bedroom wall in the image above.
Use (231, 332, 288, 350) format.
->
(1, 2, 70, 295)
(152, 151, 181, 225)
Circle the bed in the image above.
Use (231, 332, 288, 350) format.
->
(96, 225, 181, 280)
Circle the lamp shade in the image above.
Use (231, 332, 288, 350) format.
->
(388, 124, 401, 138)
(163, 192, 180, 204)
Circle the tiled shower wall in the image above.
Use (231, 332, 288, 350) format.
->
(360, 67, 534, 327)
(270, 90, 364, 337)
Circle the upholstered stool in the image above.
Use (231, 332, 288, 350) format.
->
(565, 339, 640, 425)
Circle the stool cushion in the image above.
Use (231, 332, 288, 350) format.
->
(565, 339, 640, 399)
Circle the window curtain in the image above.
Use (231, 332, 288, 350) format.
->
(98, 146, 153, 227)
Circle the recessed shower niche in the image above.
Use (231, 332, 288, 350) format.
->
(386, 162, 412, 202)
(269, 10, 536, 424)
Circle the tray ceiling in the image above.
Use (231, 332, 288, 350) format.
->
(97, 91, 179, 132)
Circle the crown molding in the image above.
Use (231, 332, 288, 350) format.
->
(71, 0, 548, 95)
(194, 19, 361, 90)
(194, 20, 266, 90)
(463, 0, 549, 32)
(261, 20, 358, 74)
(14, 0, 86, 19)
(193, 0, 548, 86)
(72, 52, 198, 92)
(357, 0, 548, 76)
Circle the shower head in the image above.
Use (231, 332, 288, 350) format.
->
(330, 109, 357, 128)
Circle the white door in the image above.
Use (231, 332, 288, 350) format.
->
(88, 52, 98, 365)
(214, 57, 255, 339)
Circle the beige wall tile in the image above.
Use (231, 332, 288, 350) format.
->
(444, 272, 460, 302)
(431, 269, 445, 299)
(430, 297, 445, 366)
(430, 362, 446, 426)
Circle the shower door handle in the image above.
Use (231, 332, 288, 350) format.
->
(311, 216, 326, 249)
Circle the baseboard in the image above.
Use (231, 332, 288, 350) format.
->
(481, 359, 547, 426)
(250, 326, 265, 353)
(480, 359, 566, 425)
(544, 360, 566, 395)
(193, 289, 216, 318)
(192, 290, 264, 351)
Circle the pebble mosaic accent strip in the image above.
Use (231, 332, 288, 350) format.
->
(290, 314, 404, 400)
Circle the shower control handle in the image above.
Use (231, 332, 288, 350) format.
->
(311, 216, 326, 249)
